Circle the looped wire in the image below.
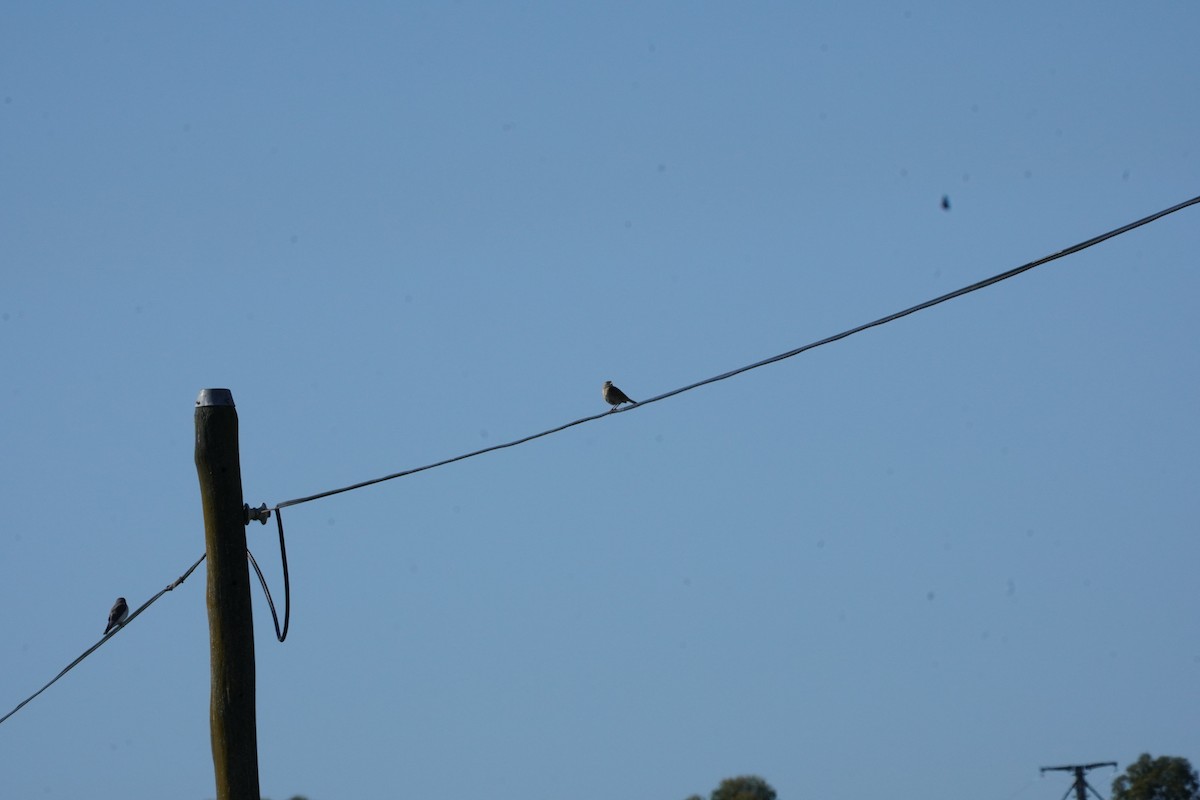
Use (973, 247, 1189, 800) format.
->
(247, 506, 291, 642)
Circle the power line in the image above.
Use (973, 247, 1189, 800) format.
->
(4, 194, 1196, 729)
(275, 193, 1200, 511)
(0, 553, 207, 728)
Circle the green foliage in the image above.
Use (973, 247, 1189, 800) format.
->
(1112, 755, 1200, 800)
(710, 775, 777, 800)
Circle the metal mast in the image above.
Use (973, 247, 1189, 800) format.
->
(1041, 762, 1119, 800)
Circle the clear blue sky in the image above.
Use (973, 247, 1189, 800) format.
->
(2, 3, 1197, 799)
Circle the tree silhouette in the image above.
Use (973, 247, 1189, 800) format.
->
(710, 775, 777, 800)
(1113, 755, 1199, 800)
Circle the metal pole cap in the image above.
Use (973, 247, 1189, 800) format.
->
(196, 388, 235, 408)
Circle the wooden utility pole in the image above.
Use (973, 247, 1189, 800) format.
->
(195, 388, 261, 800)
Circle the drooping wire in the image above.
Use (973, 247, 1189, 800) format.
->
(274, 193, 1200, 512)
(0, 552, 207, 728)
(247, 508, 291, 642)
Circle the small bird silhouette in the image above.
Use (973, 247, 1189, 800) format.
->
(941, 194, 951, 211)
(105, 597, 128, 635)
(603, 380, 636, 410)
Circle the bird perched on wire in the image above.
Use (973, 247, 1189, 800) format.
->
(104, 597, 128, 635)
(603, 380, 636, 410)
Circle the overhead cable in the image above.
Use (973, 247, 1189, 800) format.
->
(275, 193, 1200, 511)
(0, 553, 207, 728)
